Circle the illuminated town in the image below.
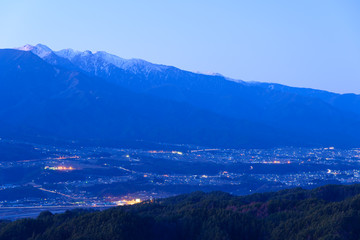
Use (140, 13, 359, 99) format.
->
(1, 138, 360, 219)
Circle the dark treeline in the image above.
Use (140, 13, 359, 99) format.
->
(3, 184, 360, 239)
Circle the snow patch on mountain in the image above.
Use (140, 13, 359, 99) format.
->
(56, 48, 82, 60)
(56, 47, 169, 75)
(15, 44, 229, 79)
(17, 44, 53, 58)
(17, 44, 34, 51)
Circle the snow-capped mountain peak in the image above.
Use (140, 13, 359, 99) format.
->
(17, 44, 53, 58)
(16, 44, 170, 76)
(55, 48, 82, 61)
(17, 44, 35, 51)
(55, 48, 169, 74)
(93, 51, 127, 68)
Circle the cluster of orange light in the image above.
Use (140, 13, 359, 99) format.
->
(116, 198, 141, 206)
(44, 166, 75, 171)
(57, 166, 74, 170)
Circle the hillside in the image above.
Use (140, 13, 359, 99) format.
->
(2, 184, 360, 239)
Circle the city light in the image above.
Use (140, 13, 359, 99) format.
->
(115, 198, 141, 206)
(44, 166, 75, 171)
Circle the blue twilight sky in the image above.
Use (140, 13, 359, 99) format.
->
(0, 0, 359, 93)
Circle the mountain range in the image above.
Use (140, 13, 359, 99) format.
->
(0, 44, 359, 148)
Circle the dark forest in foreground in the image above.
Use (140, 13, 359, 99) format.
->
(2, 184, 360, 239)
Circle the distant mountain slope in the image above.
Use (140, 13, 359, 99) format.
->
(3, 184, 360, 239)
(16, 44, 360, 147)
(0, 49, 290, 148)
(254, 81, 360, 117)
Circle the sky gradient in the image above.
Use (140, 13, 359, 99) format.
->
(0, 0, 359, 93)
